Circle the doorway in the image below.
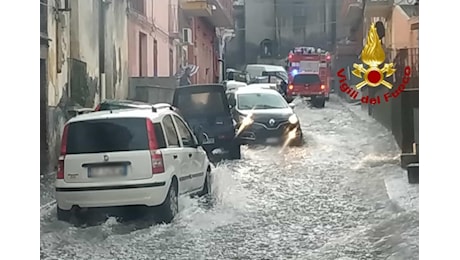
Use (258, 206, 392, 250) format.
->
(40, 58, 48, 173)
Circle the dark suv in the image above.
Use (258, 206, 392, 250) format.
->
(172, 84, 241, 160)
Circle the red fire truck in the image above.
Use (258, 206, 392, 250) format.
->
(286, 47, 332, 102)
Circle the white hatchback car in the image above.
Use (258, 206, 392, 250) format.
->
(55, 105, 211, 224)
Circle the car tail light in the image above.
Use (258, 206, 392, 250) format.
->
(288, 85, 294, 90)
(57, 125, 69, 179)
(146, 119, 164, 174)
(321, 85, 325, 90)
(94, 104, 101, 111)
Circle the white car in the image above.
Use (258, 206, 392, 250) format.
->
(55, 105, 211, 224)
(225, 80, 248, 93)
(244, 64, 288, 82)
(247, 83, 278, 91)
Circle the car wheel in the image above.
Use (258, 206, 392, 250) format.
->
(156, 179, 179, 224)
(198, 167, 212, 197)
(290, 131, 304, 147)
(228, 144, 241, 160)
(57, 207, 71, 222)
(314, 97, 326, 108)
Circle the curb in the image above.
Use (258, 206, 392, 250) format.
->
(335, 94, 419, 211)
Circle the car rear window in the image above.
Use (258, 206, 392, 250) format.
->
(176, 91, 227, 116)
(293, 74, 321, 84)
(66, 118, 166, 154)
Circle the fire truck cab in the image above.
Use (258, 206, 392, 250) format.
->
(285, 47, 332, 106)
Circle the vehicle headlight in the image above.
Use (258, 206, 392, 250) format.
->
(288, 114, 298, 124)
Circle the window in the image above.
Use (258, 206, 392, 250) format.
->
(139, 32, 147, 76)
(293, 16, 303, 34)
(293, 74, 321, 85)
(154, 39, 158, 77)
(169, 48, 174, 76)
(173, 116, 195, 147)
(153, 122, 167, 149)
(130, 0, 145, 15)
(162, 115, 179, 147)
(66, 118, 149, 154)
(260, 40, 273, 58)
(40, 0, 47, 34)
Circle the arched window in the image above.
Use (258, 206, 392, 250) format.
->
(260, 39, 273, 58)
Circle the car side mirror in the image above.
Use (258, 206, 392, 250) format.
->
(228, 99, 236, 108)
(289, 103, 296, 108)
(193, 128, 204, 146)
(182, 137, 195, 147)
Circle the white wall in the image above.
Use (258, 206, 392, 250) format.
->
(46, 0, 130, 170)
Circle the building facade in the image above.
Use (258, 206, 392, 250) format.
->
(127, 0, 180, 78)
(41, 0, 50, 173)
(227, 0, 336, 65)
(43, 0, 130, 172)
(225, 0, 245, 69)
(341, 0, 419, 160)
(179, 0, 234, 84)
(386, 5, 419, 59)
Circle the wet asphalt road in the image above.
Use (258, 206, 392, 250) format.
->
(40, 95, 419, 260)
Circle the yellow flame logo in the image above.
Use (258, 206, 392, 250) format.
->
(352, 23, 396, 89)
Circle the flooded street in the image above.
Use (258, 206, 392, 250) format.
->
(40, 96, 419, 260)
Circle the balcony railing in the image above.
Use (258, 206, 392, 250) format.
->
(364, 0, 393, 18)
(367, 0, 392, 4)
(393, 48, 419, 89)
(180, 0, 233, 28)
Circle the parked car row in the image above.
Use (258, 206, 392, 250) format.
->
(56, 83, 304, 224)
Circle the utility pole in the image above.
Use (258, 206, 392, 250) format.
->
(217, 28, 235, 82)
(274, 0, 279, 57)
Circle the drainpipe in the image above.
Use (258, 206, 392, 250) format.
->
(99, 0, 108, 101)
(218, 28, 235, 82)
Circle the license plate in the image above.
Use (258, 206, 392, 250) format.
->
(304, 97, 311, 100)
(203, 137, 215, 144)
(266, 137, 279, 144)
(88, 166, 126, 178)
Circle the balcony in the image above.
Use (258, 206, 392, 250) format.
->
(336, 42, 361, 56)
(180, 0, 233, 28)
(207, 0, 233, 28)
(343, 0, 363, 26)
(364, 0, 393, 18)
(180, 0, 213, 18)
